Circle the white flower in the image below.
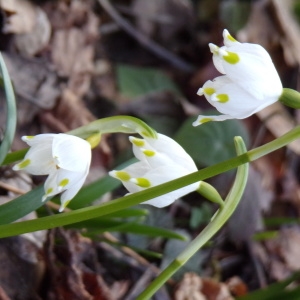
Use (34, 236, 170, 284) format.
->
(193, 29, 283, 126)
(13, 133, 91, 212)
(109, 133, 199, 207)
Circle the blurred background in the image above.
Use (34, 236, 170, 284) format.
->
(1, 0, 300, 299)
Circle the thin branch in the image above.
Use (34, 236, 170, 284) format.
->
(98, 0, 195, 73)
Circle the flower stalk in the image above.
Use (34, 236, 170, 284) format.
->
(136, 137, 249, 299)
(68, 115, 157, 139)
(1, 125, 300, 238)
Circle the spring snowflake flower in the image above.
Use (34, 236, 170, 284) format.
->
(13, 133, 91, 212)
(193, 29, 283, 126)
(109, 133, 199, 207)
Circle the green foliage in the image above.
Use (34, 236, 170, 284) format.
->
(175, 116, 249, 166)
(116, 64, 181, 98)
(237, 271, 300, 300)
(189, 203, 213, 229)
(0, 54, 17, 165)
(71, 217, 186, 240)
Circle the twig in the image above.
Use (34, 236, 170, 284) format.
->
(103, 232, 172, 281)
(0, 180, 69, 212)
(98, 0, 195, 73)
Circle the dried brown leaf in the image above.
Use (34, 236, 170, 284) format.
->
(175, 273, 234, 300)
(14, 7, 51, 57)
(44, 229, 114, 300)
(52, 89, 95, 131)
(48, 0, 99, 97)
(0, 236, 45, 300)
(259, 227, 300, 281)
(0, 0, 36, 34)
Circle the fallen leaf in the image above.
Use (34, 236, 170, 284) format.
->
(14, 7, 51, 56)
(1, 0, 36, 34)
(44, 229, 114, 300)
(175, 273, 234, 300)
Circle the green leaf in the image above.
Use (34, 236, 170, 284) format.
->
(189, 203, 213, 229)
(0, 53, 17, 165)
(0, 174, 121, 225)
(68, 175, 121, 209)
(237, 271, 300, 300)
(102, 208, 149, 219)
(175, 116, 249, 166)
(116, 64, 181, 98)
(0, 186, 45, 225)
(2, 148, 28, 166)
(70, 218, 186, 240)
(100, 238, 162, 259)
(252, 230, 279, 241)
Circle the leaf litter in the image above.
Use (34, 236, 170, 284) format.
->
(1, 0, 300, 299)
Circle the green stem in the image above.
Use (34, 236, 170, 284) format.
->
(0, 126, 300, 238)
(137, 137, 249, 299)
(68, 115, 157, 139)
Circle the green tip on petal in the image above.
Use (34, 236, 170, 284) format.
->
(59, 178, 69, 188)
(24, 136, 34, 140)
(216, 94, 229, 103)
(130, 137, 145, 147)
(114, 171, 131, 181)
(131, 177, 151, 188)
(143, 149, 156, 157)
(46, 187, 53, 195)
(200, 118, 213, 124)
(227, 33, 237, 42)
(222, 51, 240, 64)
(17, 158, 31, 169)
(203, 87, 216, 96)
(59, 200, 71, 212)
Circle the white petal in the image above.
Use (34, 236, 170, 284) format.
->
(192, 114, 234, 126)
(145, 134, 197, 173)
(112, 161, 150, 193)
(52, 134, 91, 172)
(22, 134, 56, 146)
(43, 171, 60, 201)
(56, 168, 88, 192)
(204, 76, 278, 118)
(122, 161, 150, 178)
(140, 165, 199, 207)
(13, 143, 56, 175)
(219, 43, 282, 100)
(223, 29, 240, 47)
(59, 176, 86, 212)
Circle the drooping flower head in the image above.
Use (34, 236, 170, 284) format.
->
(13, 133, 91, 211)
(109, 133, 199, 207)
(193, 29, 283, 126)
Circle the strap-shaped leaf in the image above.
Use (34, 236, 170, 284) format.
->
(0, 53, 17, 165)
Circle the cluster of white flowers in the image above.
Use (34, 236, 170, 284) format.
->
(13, 132, 199, 211)
(109, 133, 200, 208)
(13, 29, 282, 211)
(13, 134, 91, 212)
(193, 29, 282, 126)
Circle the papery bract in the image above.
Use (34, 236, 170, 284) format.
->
(109, 133, 200, 207)
(13, 133, 91, 211)
(193, 29, 283, 126)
